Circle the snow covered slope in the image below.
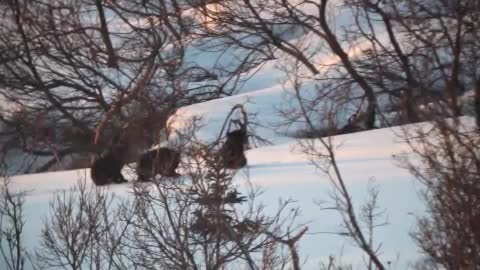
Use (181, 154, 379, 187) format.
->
(1, 32, 434, 266)
(3, 10, 429, 265)
(7, 121, 425, 269)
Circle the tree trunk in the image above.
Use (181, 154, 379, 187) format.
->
(475, 79, 480, 129)
(319, 0, 377, 130)
(403, 91, 419, 124)
(366, 98, 376, 129)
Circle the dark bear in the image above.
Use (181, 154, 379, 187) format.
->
(90, 145, 128, 186)
(219, 129, 247, 169)
(136, 147, 181, 182)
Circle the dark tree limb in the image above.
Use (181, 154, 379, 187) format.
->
(266, 226, 308, 270)
(319, 0, 377, 129)
(95, 0, 119, 68)
(475, 79, 480, 129)
(94, 60, 158, 145)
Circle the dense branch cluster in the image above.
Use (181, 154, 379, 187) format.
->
(0, 0, 248, 174)
(0, 0, 479, 269)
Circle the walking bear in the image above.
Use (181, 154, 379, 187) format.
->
(90, 145, 128, 186)
(136, 147, 181, 181)
(219, 129, 247, 169)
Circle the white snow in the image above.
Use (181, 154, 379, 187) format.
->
(4, 121, 427, 269)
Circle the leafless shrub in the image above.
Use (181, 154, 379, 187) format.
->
(35, 179, 134, 269)
(396, 118, 480, 270)
(123, 130, 306, 269)
(279, 56, 388, 270)
(0, 178, 33, 270)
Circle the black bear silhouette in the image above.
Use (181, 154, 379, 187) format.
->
(136, 147, 181, 181)
(90, 144, 128, 186)
(219, 129, 247, 169)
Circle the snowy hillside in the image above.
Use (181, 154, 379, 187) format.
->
(3, 24, 430, 268)
(6, 118, 426, 269)
(1, 3, 440, 268)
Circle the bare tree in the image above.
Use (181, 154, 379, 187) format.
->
(36, 180, 123, 269)
(0, 0, 249, 174)
(396, 117, 480, 270)
(0, 178, 34, 270)
(188, 0, 480, 134)
(276, 54, 388, 269)
(267, 1, 480, 268)
(187, 0, 381, 130)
